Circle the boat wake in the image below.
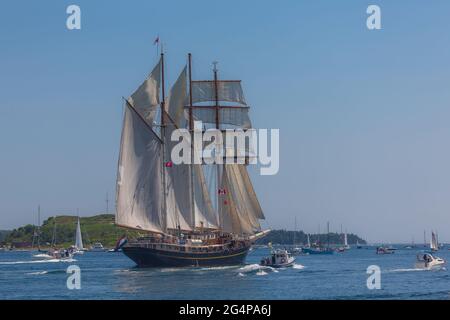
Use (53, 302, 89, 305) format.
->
(26, 271, 48, 275)
(237, 263, 278, 276)
(256, 270, 268, 276)
(387, 268, 427, 273)
(292, 263, 305, 270)
(0, 258, 77, 265)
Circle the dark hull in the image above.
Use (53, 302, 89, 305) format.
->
(122, 245, 250, 268)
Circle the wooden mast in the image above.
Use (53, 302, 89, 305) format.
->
(160, 50, 167, 233)
(213, 61, 223, 234)
(188, 53, 196, 232)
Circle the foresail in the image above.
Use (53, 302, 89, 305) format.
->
(128, 59, 161, 124)
(218, 165, 263, 235)
(116, 105, 164, 233)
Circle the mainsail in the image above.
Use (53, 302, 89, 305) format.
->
(75, 217, 84, 250)
(116, 105, 164, 233)
(344, 232, 348, 247)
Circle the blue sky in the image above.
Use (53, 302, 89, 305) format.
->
(1, 1, 450, 243)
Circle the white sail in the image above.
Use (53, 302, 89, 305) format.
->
(166, 66, 187, 128)
(430, 231, 438, 251)
(219, 169, 243, 234)
(193, 164, 219, 229)
(75, 217, 84, 250)
(116, 105, 164, 233)
(219, 164, 264, 235)
(191, 80, 246, 105)
(128, 58, 161, 124)
(165, 67, 219, 230)
(344, 232, 348, 247)
(307, 234, 311, 248)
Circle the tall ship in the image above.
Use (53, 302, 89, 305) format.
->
(115, 51, 269, 267)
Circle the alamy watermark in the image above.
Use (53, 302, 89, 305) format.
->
(366, 265, 381, 290)
(169, 121, 279, 176)
(66, 265, 81, 290)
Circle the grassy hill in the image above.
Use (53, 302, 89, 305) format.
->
(5, 214, 140, 248)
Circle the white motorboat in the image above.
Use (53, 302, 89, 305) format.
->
(376, 246, 395, 254)
(415, 252, 445, 270)
(260, 249, 295, 268)
(90, 242, 106, 252)
(35, 248, 73, 260)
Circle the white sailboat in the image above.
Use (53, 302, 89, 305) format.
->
(430, 231, 439, 252)
(72, 217, 84, 254)
(343, 232, 350, 250)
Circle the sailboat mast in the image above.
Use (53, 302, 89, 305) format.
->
(213, 62, 222, 234)
(37, 205, 41, 250)
(160, 51, 167, 233)
(327, 222, 330, 248)
(188, 53, 196, 232)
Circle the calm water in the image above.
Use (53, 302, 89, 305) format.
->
(0, 247, 449, 300)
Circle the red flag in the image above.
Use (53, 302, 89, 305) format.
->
(165, 161, 173, 168)
(224, 200, 228, 205)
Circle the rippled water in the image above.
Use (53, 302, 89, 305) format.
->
(0, 247, 449, 299)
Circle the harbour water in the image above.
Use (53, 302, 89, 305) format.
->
(0, 247, 449, 300)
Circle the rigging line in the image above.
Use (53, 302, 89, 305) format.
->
(122, 97, 163, 144)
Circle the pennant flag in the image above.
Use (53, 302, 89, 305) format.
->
(153, 36, 160, 45)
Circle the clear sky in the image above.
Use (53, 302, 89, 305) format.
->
(1, 0, 450, 243)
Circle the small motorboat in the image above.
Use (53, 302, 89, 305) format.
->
(376, 246, 395, 254)
(260, 249, 295, 268)
(302, 247, 334, 255)
(415, 252, 445, 270)
(35, 248, 73, 260)
(90, 242, 106, 252)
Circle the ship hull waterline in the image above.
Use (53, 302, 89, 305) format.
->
(122, 245, 251, 268)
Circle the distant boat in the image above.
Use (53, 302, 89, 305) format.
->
(376, 246, 395, 254)
(415, 252, 445, 270)
(303, 247, 334, 255)
(343, 232, 350, 250)
(304, 222, 334, 254)
(71, 217, 85, 255)
(260, 249, 295, 268)
(430, 231, 439, 252)
(356, 240, 362, 249)
(90, 242, 106, 252)
(337, 231, 350, 252)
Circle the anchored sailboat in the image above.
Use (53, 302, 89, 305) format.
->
(430, 231, 439, 252)
(115, 52, 269, 267)
(72, 217, 85, 254)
